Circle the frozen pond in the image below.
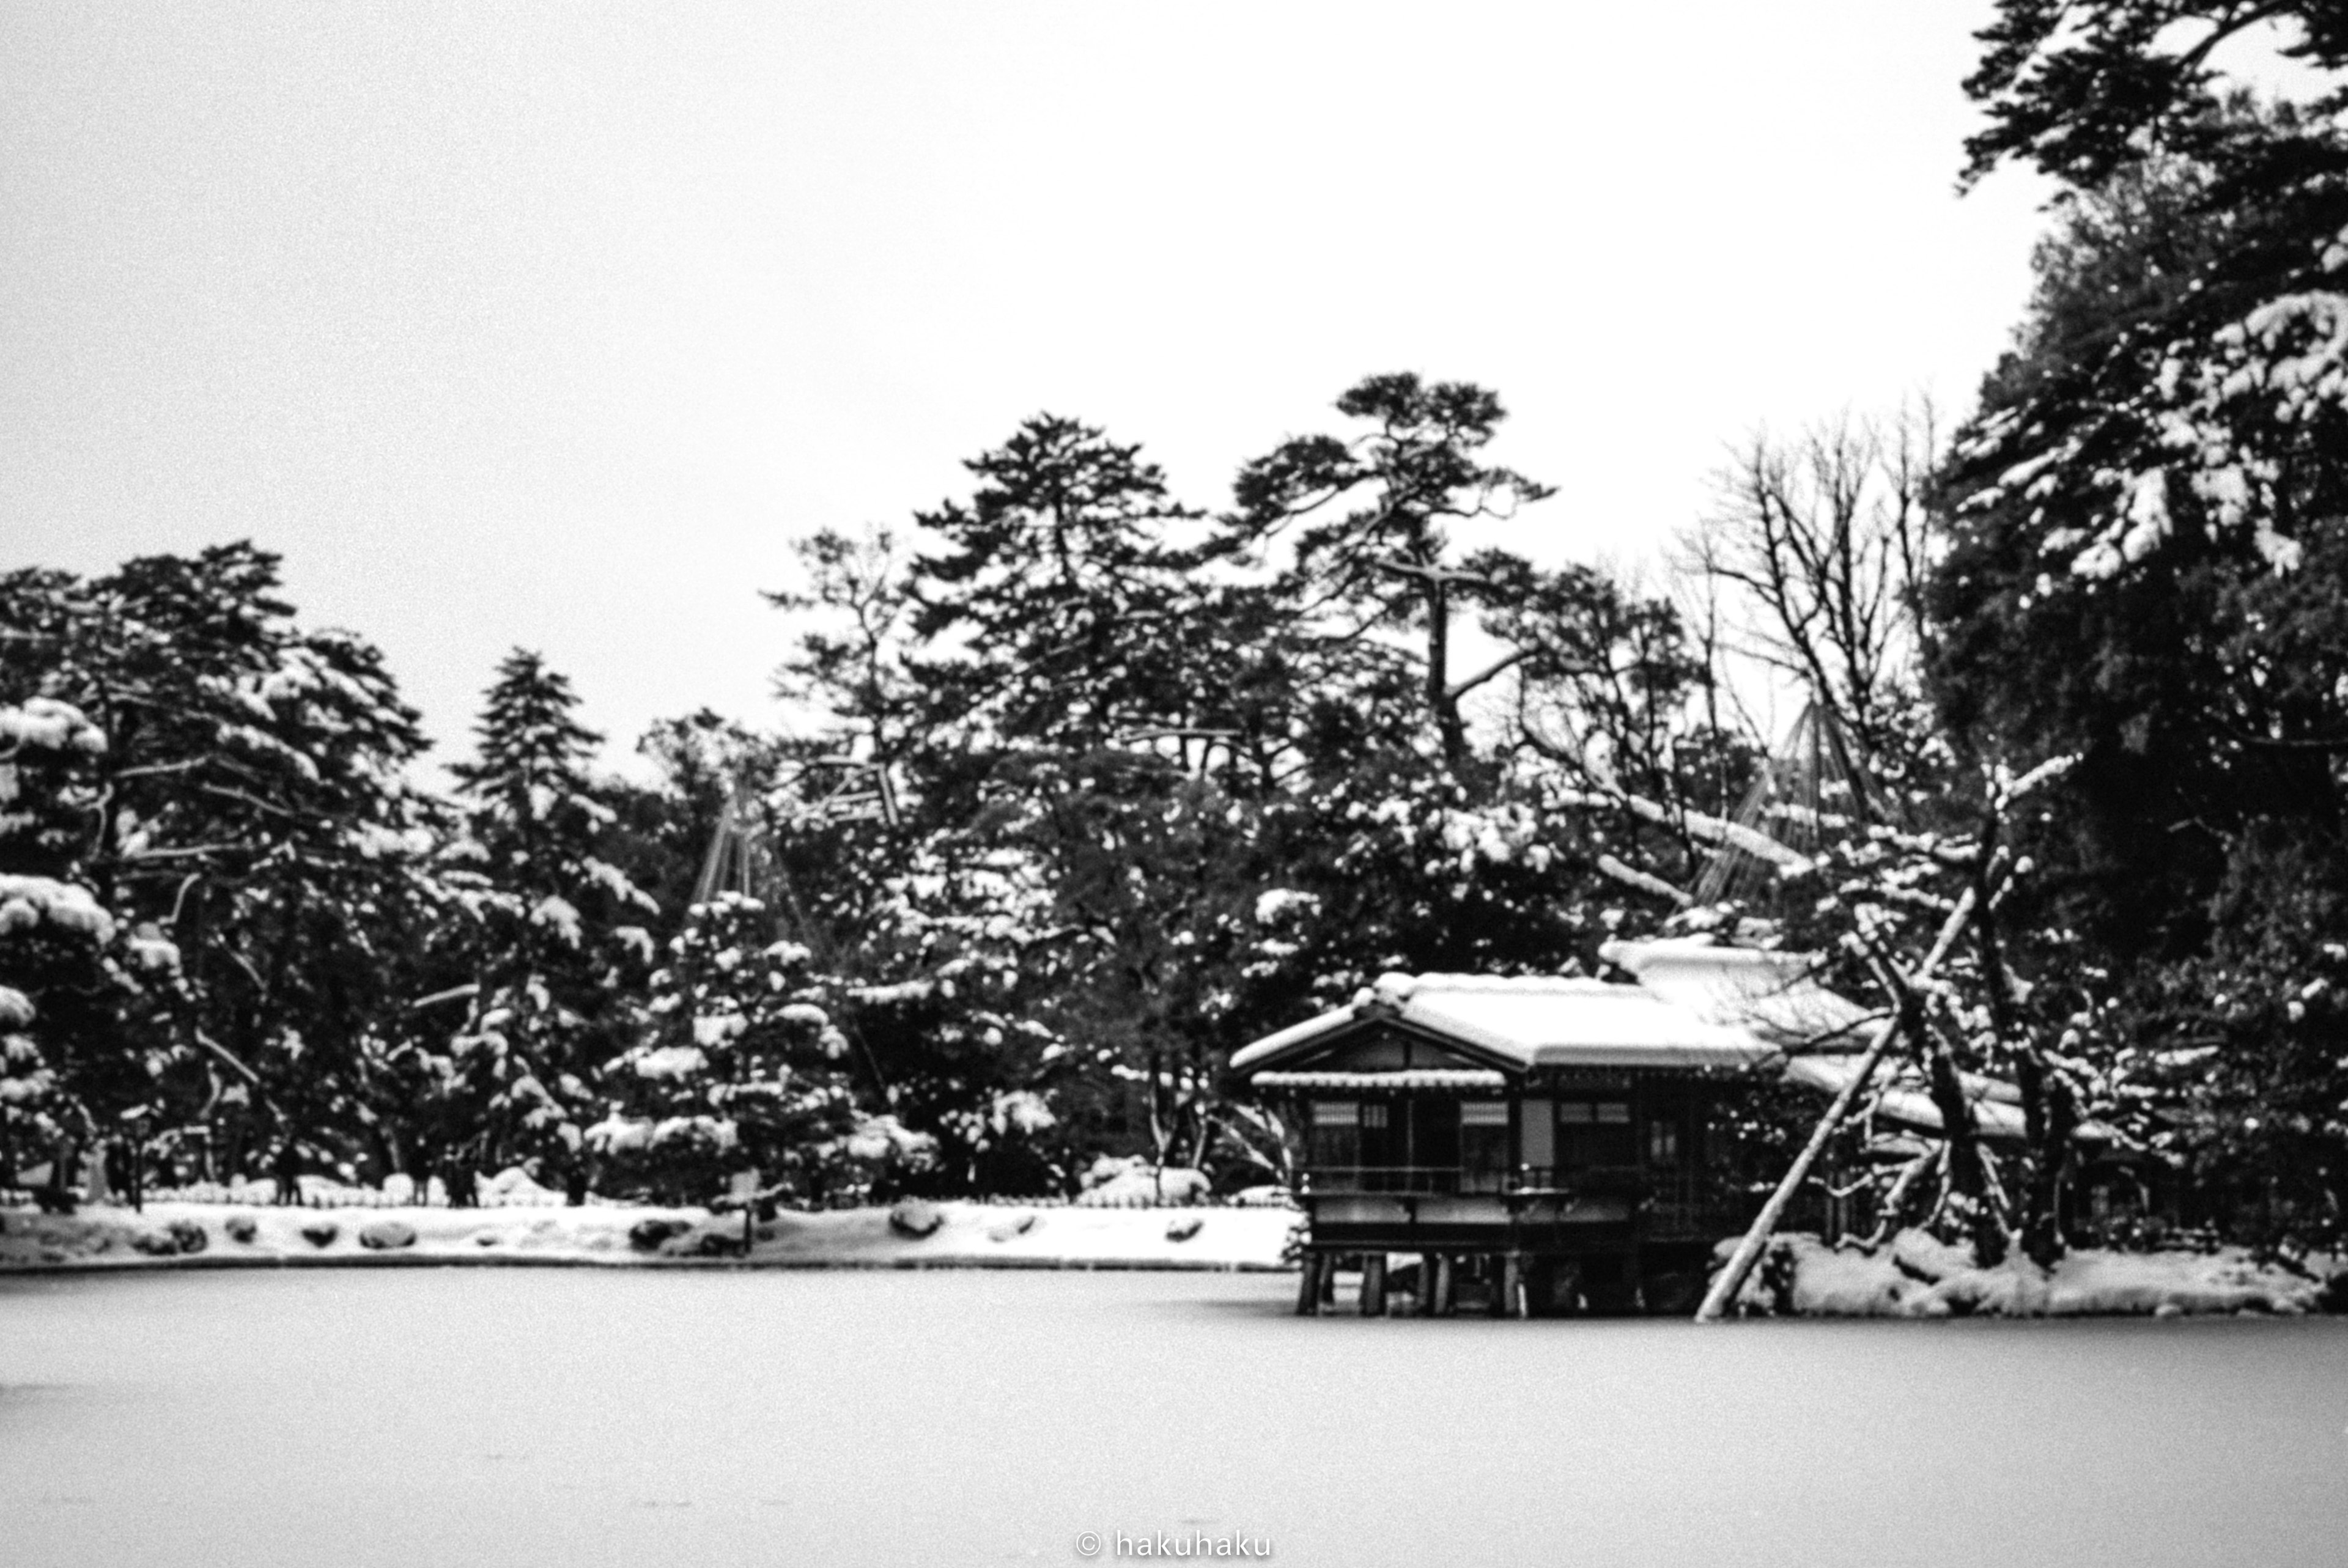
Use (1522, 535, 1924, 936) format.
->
(4, 1267, 2347, 1567)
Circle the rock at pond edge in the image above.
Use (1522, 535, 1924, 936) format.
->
(358, 1220, 417, 1251)
(888, 1199, 943, 1239)
(986, 1212, 1039, 1243)
(628, 1216, 689, 1252)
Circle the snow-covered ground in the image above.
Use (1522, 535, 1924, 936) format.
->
(0, 1198, 1300, 1273)
(7, 1200, 2336, 1317)
(1734, 1229, 2337, 1317)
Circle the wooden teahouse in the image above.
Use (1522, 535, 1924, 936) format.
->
(1233, 970, 1778, 1316)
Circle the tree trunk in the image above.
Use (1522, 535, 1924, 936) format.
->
(273, 1138, 302, 1207)
(1969, 842, 2067, 1265)
(1914, 1018, 2003, 1264)
(1425, 576, 1468, 771)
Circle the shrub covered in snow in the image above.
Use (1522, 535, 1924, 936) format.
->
(591, 893, 932, 1207)
(1074, 1155, 1211, 1208)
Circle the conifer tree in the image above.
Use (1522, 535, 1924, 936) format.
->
(1226, 373, 1553, 772)
(590, 891, 928, 1207)
(438, 650, 653, 1199)
(1934, 17, 2348, 1246)
(1, 546, 440, 1198)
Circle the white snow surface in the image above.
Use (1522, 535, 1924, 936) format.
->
(5, 1205, 2333, 1316)
(0, 697, 106, 755)
(0, 874, 115, 941)
(1072, 1157, 1213, 1208)
(1232, 971, 1772, 1072)
(1735, 1229, 2331, 1318)
(1600, 937, 1875, 1050)
(0, 1198, 1298, 1272)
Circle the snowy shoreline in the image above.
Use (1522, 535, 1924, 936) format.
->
(0, 1199, 1301, 1276)
(6, 1201, 2338, 1317)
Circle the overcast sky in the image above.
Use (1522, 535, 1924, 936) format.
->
(2, 2, 2067, 771)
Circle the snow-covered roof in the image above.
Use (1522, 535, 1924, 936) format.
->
(1785, 1053, 2029, 1141)
(1231, 972, 1774, 1075)
(1787, 1053, 2117, 1146)
(1235, 950, 2108, 1150)
(1599, 937, 1875, 1050)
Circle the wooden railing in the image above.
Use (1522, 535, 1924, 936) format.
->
(1300, 1165, 1518, 1195)
(1301, 1164, 1743, 1238)
(1301, 1164, 1653, 1198)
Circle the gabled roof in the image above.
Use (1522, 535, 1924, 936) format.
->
(1230, 971, 1774, 1076)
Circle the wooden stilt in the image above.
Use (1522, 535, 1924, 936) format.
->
(1433, 1253, 1455, 1317)
(1295, 1253, 1324, 1316)
(1502, 1253, 1527, 1319)
(1416, 1253, 1439, 1317)
(1360, 1253, 1387, 1317)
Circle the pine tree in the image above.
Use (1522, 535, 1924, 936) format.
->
(437, 650, 654, 1200)
(911, 414, 1208, 757)
(1225, 373, 1553, 773)
(1, 545, 441, 1199)
(1935, 65, 2348, 1248)
(590, 892, 928, 1207)
(0, 683, 123, 1191)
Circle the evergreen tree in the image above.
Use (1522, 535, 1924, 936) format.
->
(590, 891, 927, 1207)
(1963, 1, 2348, 190)
(911, 414, 1208, 757)
(756, 390, 1743, 1194)
(0, 687, 124, 1190)
(437, 650, 654, 1200)
(1, 545, 440, 1198)
(1225, 373, 1553, 772)
(1936, 13, 2348, 1246)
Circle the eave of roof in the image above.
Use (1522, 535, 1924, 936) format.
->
(1252, 1069, 1508, 1091)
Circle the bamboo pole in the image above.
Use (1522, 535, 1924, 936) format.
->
(1694, 888, 1976, 1323)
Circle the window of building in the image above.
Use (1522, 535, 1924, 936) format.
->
(1645, 1115, 1680, 1167)
(1458, 1100, 1509, 1188)
(1358, 1100, 1403, 1168)
(1308, 1100, 1359, 1168)
(1557, 1097, 1634, 1168)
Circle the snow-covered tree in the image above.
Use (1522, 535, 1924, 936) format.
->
(0, 692, 122, 1185)
(1224, 374, 1553, 771)
(1933, 17, 2348, 1248)
(753, 391, 1746, 1196)
(912, 414, 1209, 757)
(590, 892, 928, 1206)
(435, 650, 654, 1199)
(2, 545, 442, 1196)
